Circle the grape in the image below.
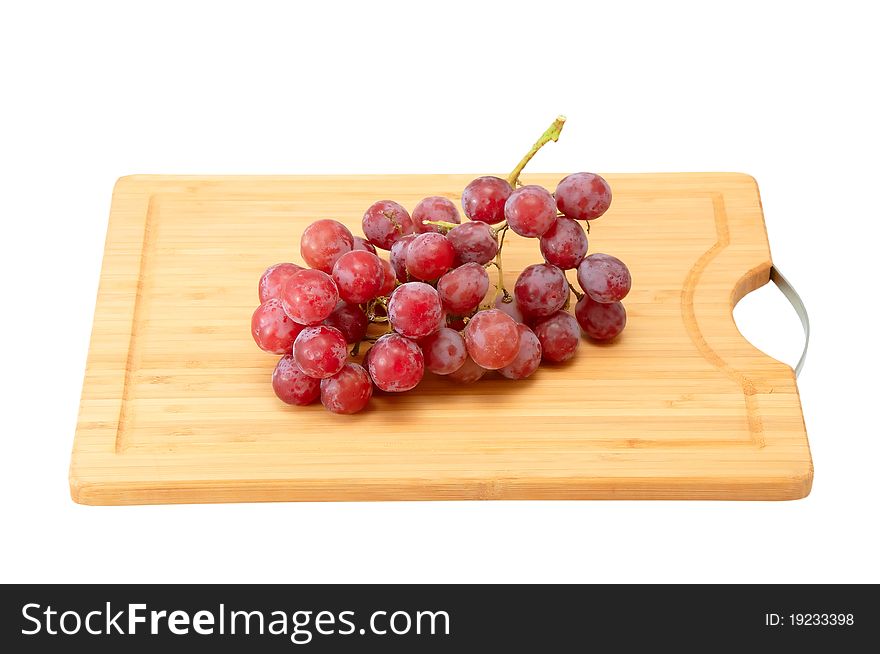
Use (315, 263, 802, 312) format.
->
(259, 262, 302, 303)
(331, 250, 384, 304)
(292, 325, 348, 379)
(575, 295, 626, 340)
(437, 262, 490, 314)
(514, 263, 569, 318)
(281, 268, 339, 325)
(412, 196, 461, 233)
(323, 301, 369, 344)
(405, 232, 456, 281)
(352, 236, 377, 254)
(539, 217, 588, 269)
(504, 185, 557, 237)
(300, 219, 354, 273)
(389, 234, 416, 282)
(461, 176, 512, 224)
(420, 327, 467, 375)
(367, 333, 425, 392)
(378, 258, 397, 296)
(555, 172, 612, 221)
(272, 354, 321, 405)
(493, 295, 525, 323)
(445, 356, 486, 383)
(498, 324, 542, 380)
(362, 200, 415, 250)
(388, 282, 443, 339)
(463, 309, 520, 369)
(533, 311, 580, 363)
(251, 298, 305, 354)
(447, 221, 499, 265)
(320, 363, 373, 414)
(576, 253, 631, 303)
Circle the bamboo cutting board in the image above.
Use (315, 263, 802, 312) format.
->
(70, 173, 812, 504)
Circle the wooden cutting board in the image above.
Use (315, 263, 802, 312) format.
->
(70, 173, 812, 504)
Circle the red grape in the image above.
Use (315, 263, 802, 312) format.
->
(437, 262, 490, 314)
(389, 234, 416, 282)
(420, 327, 468, 375)
(259, 262, 302, 303)
(331, 250, 384, 304)
(405, 232, 456, 281)
(493, 295, 525, 323)
(575, 295, 627, 340)
(320, 363, 373, 414)
(463, 309, 520, 369)
(498, 324, 542, 380)
(378, 258, 397, 296)
(251, 298, 305, 354)
(555, 172, 612, 221)
(412, 196, 461, 233)
(352, 235, 377, 254)
(514, 263, 569, 318)
(447, 221, 499, 265)
(272, 354, 321, 405)
(293, 325, 348, 379)
(461, 176, 512, 224)
(445, 356, 486, 383)
(300, 219, 354, 273)
(576, 253, 631, 303)
(323, 301, 369, 344)
(362, 200, 415, 250)
(281, 268, 339, 325)
(533, 311, 580, 363)
(388, 282, 443, 339)
(504, 185, 557, 237)
(367, 333, 425, 392)
(539, 217, 588, 269)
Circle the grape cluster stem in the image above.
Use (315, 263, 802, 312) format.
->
(490, 224, 510, 305)
(507, 115, 566, 188)
(422, 220, 460, 232)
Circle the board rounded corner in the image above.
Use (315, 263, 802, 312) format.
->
(780, 464, 814, 501)
(68, 469, 105, 506)
(68, 473, 90, 505)
(113, 174, 154, 195)
(727, 171, 760, 189)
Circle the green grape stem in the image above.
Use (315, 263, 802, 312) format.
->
(422, 220, 460, 233)
(507, 115, 566, 188)
(492, 225, 510, 303)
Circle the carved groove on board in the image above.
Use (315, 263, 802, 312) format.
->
(680, 192, 764, 448)
(115, 196, 156, 453)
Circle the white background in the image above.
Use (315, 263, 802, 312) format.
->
(1, 0, 878, 583)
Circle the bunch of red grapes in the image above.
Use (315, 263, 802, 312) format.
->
(251, 121, 631, 414)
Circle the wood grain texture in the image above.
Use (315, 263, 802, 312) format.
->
(70, 173, 812, 504)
